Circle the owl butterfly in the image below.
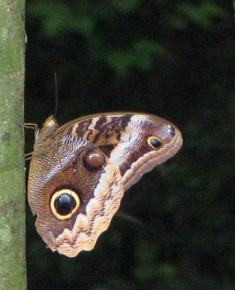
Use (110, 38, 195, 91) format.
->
(28, 112, 183, 257)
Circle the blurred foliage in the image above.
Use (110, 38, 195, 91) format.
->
(25, 0, 235, 289)
(27, 0, 226, 74)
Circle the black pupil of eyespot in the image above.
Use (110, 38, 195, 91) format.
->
(150, 138, 161, 148)
(55, 193, 76, 215)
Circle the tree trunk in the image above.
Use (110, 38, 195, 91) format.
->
(0, 0, 26, 289)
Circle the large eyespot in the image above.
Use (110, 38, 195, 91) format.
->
(147, 136, 162, 149)
(83, 149, 106, 171)
(50, 189, 81, 220)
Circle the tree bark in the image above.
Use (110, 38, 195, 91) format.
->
(0, 0, 26, 289)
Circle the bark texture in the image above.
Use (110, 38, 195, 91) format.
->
(0, 0, 26, 289)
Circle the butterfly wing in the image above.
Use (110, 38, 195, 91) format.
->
(28, 122, 124, 257)
(28, 112, 182, 257)
(56, 113, 183, 190)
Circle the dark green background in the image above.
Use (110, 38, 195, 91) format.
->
(25, 1, 235, 289)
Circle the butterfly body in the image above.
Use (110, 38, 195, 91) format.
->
(28, 112, 182, 257)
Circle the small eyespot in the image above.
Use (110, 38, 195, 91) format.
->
(83, 149, 106, 171)
(147, 136, 162, 149)
(168, 125, 176, 136)
(50, 189, 81, 220)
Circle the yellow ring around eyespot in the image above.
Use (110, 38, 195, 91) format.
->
(147, 136, 162, 149)
(50, 189, 81, 220)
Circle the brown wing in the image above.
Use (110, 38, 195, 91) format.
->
(28, 135, 123, 257)
(28, 112, 182, 257)
(55, 113, 183, 190)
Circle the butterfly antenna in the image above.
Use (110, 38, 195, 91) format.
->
(54, 72, 58, 118)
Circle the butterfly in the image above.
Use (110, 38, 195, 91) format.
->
(27, 112, 183, 257)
